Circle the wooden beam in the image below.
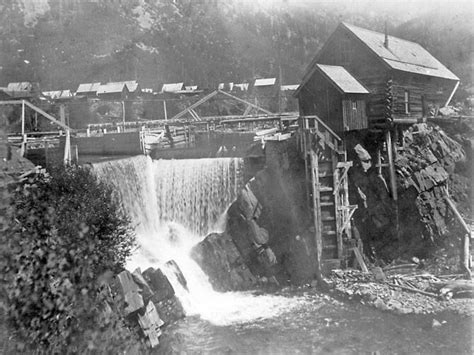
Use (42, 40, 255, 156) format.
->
(23, 100, 70, 130)
(444, 189, 472, 277)
(352, 247, 368, 273)
(169, 90, 219, 121)
(217, 90, 273, 115)
(300, 115, 341, 141)
(445, 81, 460, 107)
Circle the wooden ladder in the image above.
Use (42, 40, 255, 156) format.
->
(300, 116, 357, 273)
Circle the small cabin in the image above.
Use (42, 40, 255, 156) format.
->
(96, 82, 130, 100)
(295, 22, 460, 129)
(297, 64, 369, 133)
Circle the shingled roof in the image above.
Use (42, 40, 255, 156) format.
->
(343, 23, 459, 81)
(76, 82, 101, 94)
(316, 64, 369, 94)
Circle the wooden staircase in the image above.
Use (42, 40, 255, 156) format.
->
(299, 115, 357, 273)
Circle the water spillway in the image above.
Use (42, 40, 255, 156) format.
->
(93, 155, 305, 325)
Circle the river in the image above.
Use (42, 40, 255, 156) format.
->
(93, 156, 472, 354)
(159, 290, 472, 354)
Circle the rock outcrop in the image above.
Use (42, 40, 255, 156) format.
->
(191, 232, 257, 291)
(112, 265, 185, 349)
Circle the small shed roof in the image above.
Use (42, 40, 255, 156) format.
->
(254, 78, 276, 87)
(97, 82, 127, 94)
(161, 82, 184, 93)
(7, 82, 33, 92)
(342, 23, 459, 81)
(281, 84, 299, 91)
(316, 65, 369, 94)
(76, 82, 101, 93)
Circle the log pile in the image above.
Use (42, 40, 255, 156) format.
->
(327, 268, 474, 316)
(108, 265, 186, 349)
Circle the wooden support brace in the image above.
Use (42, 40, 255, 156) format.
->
(352, 247, 369, 273)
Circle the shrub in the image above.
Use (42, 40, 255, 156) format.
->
(0, 164, 138, 353)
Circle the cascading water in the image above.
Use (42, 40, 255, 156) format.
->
(93, 155, 307, 325)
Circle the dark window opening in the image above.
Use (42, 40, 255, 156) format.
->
(404, 90, 410, 114)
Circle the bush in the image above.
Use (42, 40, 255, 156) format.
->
(0, 164, 138, 353)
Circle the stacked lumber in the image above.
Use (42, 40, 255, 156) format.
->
(112, 265, 186, 349)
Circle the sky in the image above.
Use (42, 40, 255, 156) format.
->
(242, 0, 474, 18)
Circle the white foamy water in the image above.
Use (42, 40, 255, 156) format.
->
(93, 155, 306, 325)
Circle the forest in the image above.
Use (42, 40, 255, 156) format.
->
(0, 0, 472, 100)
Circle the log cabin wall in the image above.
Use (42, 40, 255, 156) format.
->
(390, 71, 458, 119)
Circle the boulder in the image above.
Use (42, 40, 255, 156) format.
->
(143, 267, 175, 303)
(116, 270, 144, 316)
(165, 260, 188, 291)
(142, 267, 185, 325)
(191, 232, 257, 291)
(132, 268, 154, 302)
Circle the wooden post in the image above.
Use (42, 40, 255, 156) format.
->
(386, 130, 397, 200)
(377, 148, 382, 176)
(74, 144, 79, 163)
(386, 130, 400, 244)
(44, 138, 48, 168)
(444, 191, 472, 277)
(310, 149, 323, 283)
(59, 104, 66, 126)
(122, 101, 126, 124)
(163, 100, 168, 121)
(21, 100, 26, 156)
(63, 129, 71, 165)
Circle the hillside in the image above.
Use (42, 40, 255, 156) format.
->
(0, 0, 472, 97)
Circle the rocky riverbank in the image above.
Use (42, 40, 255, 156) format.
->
(325, 268, 473, 317)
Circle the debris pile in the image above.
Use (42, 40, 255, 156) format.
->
(327, 268, 474, 316)
(106, 264, 186, 349)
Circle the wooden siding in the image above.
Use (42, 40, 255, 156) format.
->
(299, 69, 345, 133)
(342, 99, 367, 131)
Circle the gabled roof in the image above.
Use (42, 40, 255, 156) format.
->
(161, 82, 184, 93)
(123, 80, 139, 92)
(316, 65, 369, 94)
(97, 82, 128, 95)
(76, 82, 101, 94)
(254, 78, 276, 87)
(343, 23, 459, 81)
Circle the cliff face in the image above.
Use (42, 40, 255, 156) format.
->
(1, 0, 471, 97)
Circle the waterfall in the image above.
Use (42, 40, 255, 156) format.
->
(93, 155, 306, 325)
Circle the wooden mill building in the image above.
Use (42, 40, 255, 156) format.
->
(295, 22, 460, 130)
(293, 22, 460, 277)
